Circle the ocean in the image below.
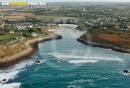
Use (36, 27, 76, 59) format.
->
(0, 24, 130, 88)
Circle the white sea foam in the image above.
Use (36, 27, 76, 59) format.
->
(72, 79, 94, 84)
(0, 83, 21, 88)
(0, 60, 34, 73)
(0, 71, 19, 82)
(67, 85, 81, 88)
(0, 60, 35, 88)
(69, 79, 94, 87)
(68, 60, 98, 64)
(97, 77, 110, 81)
(47, 52, 123, 62)
(0, 71, 21, 88)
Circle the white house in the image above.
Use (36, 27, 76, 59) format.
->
(9, 30, 14, 34)
(31, 32, 37, 37)
(16, 23, 33, 30)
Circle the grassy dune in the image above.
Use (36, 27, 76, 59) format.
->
(0, 42, 26, 59)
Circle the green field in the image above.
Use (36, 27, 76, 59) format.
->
(0, 33, 21, 44)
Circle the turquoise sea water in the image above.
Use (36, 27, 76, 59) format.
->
(1, 24, 130, 88)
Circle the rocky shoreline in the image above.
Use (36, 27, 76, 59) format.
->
(77, 37, 130, 54)
(0, 34, 62, 68)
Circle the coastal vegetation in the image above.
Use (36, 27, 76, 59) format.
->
(75, 3, 130, 50)
(80, 33, 130, 49)
(1, 2, 130, 66)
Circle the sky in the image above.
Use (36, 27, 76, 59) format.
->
(0, 0, 130, 2)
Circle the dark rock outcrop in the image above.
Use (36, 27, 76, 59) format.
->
(77, 36, 130, 54)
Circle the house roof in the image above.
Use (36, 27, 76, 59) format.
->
(127, 22, 130, 26)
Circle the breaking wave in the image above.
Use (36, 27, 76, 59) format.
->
(47, 52, 123, 63)
(0, 60, 34, 88)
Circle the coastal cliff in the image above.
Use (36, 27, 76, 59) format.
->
(0, 34, 62, 68)
(77, 34, 130, 53)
